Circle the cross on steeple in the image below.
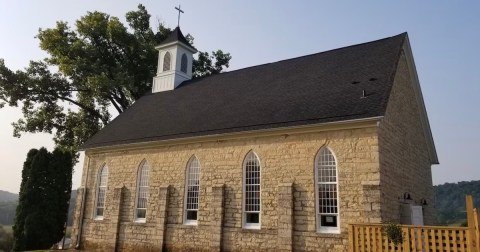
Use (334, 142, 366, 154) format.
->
(175, 5, 184, 27)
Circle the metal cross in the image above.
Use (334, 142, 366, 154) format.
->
(175, 5, 184, 27)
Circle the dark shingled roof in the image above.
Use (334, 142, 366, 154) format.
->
(157, 27, 196, 51)
(82, 33, 407, 150)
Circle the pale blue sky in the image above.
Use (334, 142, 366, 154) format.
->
(0, 1, 479, 193)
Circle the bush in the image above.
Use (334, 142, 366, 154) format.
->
(383, 222, 403, 246)
(0, 225, 14, 252)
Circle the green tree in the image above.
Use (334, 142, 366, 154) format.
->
(13, 148, 73, 251)
(434, 180, 480, 225)
(0, 4, 231, 157)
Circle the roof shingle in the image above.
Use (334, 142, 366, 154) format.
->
(82, 33, 406, 150)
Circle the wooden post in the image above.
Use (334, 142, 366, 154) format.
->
(474, 208, 480, 252)
(466, 195, 476, 252)
(349, 224, 355, 252)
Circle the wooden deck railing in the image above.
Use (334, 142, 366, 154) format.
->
(349, 195, 480, 252)
(349, 223, 470, 252)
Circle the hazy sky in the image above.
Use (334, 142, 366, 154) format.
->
(1, 1, 479, 193)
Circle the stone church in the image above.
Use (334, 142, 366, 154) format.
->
(71, 27, 438, 251)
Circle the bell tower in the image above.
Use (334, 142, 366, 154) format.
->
(152, 27, 197, 93)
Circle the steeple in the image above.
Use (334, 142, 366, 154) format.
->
(152, 27, 197, 93)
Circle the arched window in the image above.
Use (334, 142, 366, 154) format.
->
(243, 151, 261, 229)
(180, 53, 188, 73)
(315, 147, 340, 233)
(184, 156, 200, 225)
(95, 164, 108, 219)
(135, 159, 149, 222)
(163, 52, 171, 71)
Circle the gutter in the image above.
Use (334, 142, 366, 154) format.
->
(75, 155, 91, 249)
(84, 116, 384, 154)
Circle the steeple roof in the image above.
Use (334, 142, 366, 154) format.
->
(157, 27, 196, 51)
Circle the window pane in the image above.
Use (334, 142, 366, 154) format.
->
(137, 209, 146, 219)
(185, 157, 200, 212)
(136, 160, 149, 220)
(186, 210, 197, 221)
(244, 152, 261, 226)
(181, 54, 188, 73)
(163, 52, 171, 71)
(320, 214, 337, 227)
(316, 148, 339, 229)
(96, 165, 108, 217)
(246, 213, 259, 224)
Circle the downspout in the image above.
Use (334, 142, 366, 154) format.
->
(75, 154, 91, 249)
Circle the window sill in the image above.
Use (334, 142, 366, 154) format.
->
(93, 217, 104, 221)
(316, 229, 341, 235)
(184, 220, 198, 226)
(134, 219, 146, 224)
(242, 224, 261, 231)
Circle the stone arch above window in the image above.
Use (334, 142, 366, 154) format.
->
(243, 151, 261, 229)
(184, 155, 200, 225)
(135, 159, 149, 222)
(163, 52, 171, 71)
(315, 147, 340, 233)
(95, 163, 108, 219)
(180, 53, 188, 73)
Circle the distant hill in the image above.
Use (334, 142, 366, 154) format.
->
(0, 190, 18, 202)
(0, 189, 77, 226)
(0, 190, 18, 225)
(434, 180, 480, 225)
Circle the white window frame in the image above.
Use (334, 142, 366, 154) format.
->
(183, 155, 200, 225)
(242, 151, 261, 229)
(134, 159, 149, 223)
(180, 53, 188, 73)
(94, 164, 108, 220)
(315, 147, 340, 233)
(163, 51, 171, 71)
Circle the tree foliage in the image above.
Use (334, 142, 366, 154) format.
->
(0, 5, 231, 155)
(434, 180, 480, 225)
(13, 148, 73, 251)
(0, 225, 14, 252)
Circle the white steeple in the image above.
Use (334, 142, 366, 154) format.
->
(152, 27, 197, 93)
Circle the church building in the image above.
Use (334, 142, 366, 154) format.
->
(71, 27, 438, 251)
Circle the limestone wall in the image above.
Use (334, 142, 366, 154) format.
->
(378, 51, 436, 225)
(71, 126, 381, 251)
